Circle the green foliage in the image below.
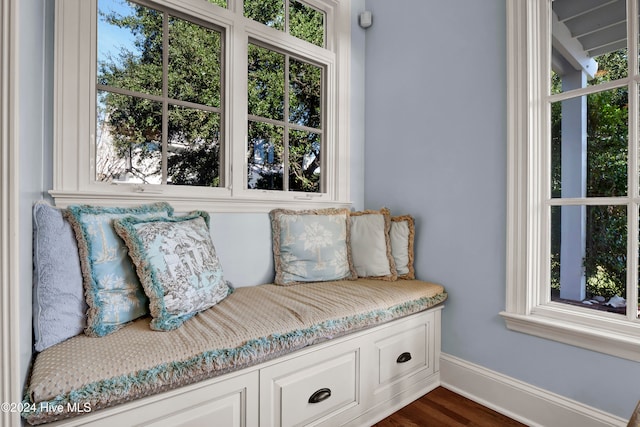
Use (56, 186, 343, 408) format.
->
(244, 0, 285, 30)
(289, 1, 324, 47)
(587, 266, 624, 300)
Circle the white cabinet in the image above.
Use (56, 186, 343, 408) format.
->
(262, 306, 442, 427)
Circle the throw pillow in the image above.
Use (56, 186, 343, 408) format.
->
(114, 212, 232, 331)
(32, 202, 87, 351)
(64, 202, 174, 337)
(390, 215, 416, 279)
(349, 208, 397, 280)
(270, 208, 357, 285)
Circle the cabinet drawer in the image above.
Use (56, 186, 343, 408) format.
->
(64, 370, 259, 427)
(376, 323, 428, 385)
(262, 350, 358, 427)
(142, 392, 243, 427)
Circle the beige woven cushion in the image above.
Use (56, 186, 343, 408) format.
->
(24, 279, 446, 425)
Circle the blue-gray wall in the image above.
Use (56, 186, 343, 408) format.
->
(362, 0, 640, 419)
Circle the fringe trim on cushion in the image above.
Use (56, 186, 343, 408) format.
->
(21, 291, 447, 425)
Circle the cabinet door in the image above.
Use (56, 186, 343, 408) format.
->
(260, 346, 359, 427)
(60, 371, 259, 427)
(376, 323, 429, 386)
(368, 310, 436, 400)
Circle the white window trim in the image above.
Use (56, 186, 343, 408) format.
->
(1, 0, 23, 425)
(51, 0, 351, 213)
(501, 0, 640, 362)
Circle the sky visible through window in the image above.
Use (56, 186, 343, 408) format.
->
(98, 0, 137, 66)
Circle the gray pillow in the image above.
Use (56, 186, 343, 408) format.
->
(32, 201, 87, 351)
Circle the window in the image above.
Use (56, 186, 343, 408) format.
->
(502, 0, 640, 361)
(51, 0, 351, 212)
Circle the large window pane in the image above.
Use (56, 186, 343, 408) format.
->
(167, 105, 221, 187)
(248, 44, 284, 121)
(289, 58, 322, 128)
(98, 0, 163, 96)
(551, 87, 628, 198)
(551, 205, 627, 315)
(168, 17, 221, 108)
(96, 90, 162, 184)
(248, 121, 284, 190)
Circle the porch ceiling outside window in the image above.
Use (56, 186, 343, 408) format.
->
(552, 0, 629, 78)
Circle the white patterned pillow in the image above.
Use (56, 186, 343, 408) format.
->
(270, 208, 357, 286)
(114, 212, 231, 331)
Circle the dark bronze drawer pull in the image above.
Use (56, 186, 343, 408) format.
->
(308, 388, 332, 404)
(396, 352, 412, 364)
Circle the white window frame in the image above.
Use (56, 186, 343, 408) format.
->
(501, 0, 640, 362)
(50, 0, 351, 212)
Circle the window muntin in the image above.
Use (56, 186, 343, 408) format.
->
(97, 0, 223, 187)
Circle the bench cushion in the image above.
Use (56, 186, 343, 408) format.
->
(23, 279, 446, 425)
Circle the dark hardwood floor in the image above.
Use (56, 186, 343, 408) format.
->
(373, 387, 527, 427)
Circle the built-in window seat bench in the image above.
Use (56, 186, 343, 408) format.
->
(23, 279, 446, 426)
(25, 203, 445, 425)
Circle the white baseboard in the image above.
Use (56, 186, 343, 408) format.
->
(440, 353, 627, 427)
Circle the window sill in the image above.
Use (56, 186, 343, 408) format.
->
(49, 190, 351, 213)
(500, 308, 640, 362)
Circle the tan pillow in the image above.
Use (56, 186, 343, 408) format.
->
(350, 208, 397, 280)
(390, 215, 415, 279)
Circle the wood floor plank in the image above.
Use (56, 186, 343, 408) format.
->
(372, 387, 527, 427)
(426, 388, 524, 427)
(399, 397, 469, 426)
